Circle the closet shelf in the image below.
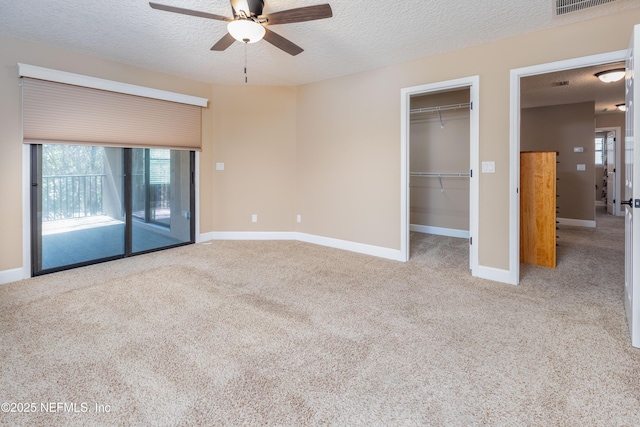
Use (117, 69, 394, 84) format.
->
(410, 103, 470, 115)
(410, 172, 470, 178)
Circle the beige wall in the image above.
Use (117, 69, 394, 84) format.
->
(410, 90, 470, 231)
(3, 7, 640, 275)
(295, 70, 402, 246)
(521, 102, 596, 221)
(296, 9, 640, 270)
(210, 85, 297, 231)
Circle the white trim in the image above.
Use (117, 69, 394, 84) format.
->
(509, 49, 628, 286)
(17, 63, 208, 107)
(296, 233, 404, 261)
(410, 224, 470, 239)
(400, 87, 410, 262)
(198, 231, 217, 243)
(474, 265, 514, 285)
(199, 231, 404, 261)
(22, 144, 31, 281)
(400, 76, 479, 273)
(0, 268, 25, 285)
(557, 218, 597, 228)
(195, 151, 201, 242)
(208, 232, 298, 241)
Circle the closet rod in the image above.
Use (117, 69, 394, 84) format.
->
(410, 172, 470, 178)
(410, 102, 470, 115)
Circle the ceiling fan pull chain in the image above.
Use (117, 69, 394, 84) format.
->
(244, 41, 248, 84)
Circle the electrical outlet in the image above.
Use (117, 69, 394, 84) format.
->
(251, 214, 257, 223)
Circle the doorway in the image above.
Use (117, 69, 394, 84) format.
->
(409, 89, 471, 235)
(31, 144, 195, 275)
(509, 49, 628, 284)
(596, 127, 623, 217)
(400, 76, 479, 274)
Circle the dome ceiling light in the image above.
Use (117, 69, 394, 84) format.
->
(595, 68, 625, 83)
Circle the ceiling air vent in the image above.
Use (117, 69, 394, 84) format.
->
(555, 0, 617, 15)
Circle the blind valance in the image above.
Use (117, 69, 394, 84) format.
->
(22, 77, 203, 151)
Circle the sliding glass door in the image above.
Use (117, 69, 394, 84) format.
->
(130, 148, 193, 254)
(32, 144, 194, 275)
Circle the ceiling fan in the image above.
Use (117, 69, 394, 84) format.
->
(149, 0, 333, 56)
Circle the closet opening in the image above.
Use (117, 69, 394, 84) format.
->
(409, 89, 471, 263)
(400, 76, 479, 274)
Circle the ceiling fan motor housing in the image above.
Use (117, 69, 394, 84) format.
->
(231, 0, 264, 18)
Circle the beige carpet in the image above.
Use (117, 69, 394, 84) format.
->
(1, 208, 639, 426)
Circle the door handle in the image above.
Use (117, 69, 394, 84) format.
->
(621, 198, 633, 207)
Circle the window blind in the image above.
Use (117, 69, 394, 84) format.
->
(22, 77, 202, 151)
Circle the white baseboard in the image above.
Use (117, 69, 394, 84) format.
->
(473, 265, 514, 285)
(197, 231, 216, 243)
(198, 231, 404, 262)
(203, 231, 298, 241)
(595, 201, 605, 206)
(557, 218, 596, 228)
(296, 233, 404, 261)
(410, 224, 470, 239)
(0, 267, 26, 285)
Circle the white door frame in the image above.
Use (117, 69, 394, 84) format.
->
(509, 50, 628, 285)
(400, 75, 479, 274)
(597, 126, 623, 216)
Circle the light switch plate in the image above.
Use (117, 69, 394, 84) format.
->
(482, 161, 495, 173)
(577, 164, 586, 171)
(573, 147, 584, 153)
(216, 162, 224, 171)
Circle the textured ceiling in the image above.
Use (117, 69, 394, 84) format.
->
(521, 61, 626, 113)
(0, 0, 639, 86)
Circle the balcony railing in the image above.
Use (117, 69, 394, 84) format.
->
(42, 174, 105, 221)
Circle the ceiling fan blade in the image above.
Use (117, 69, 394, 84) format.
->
(260, 4, 332, 25)
(211, 33, 236, 51)
(263, 28, 304, 56)
(149, 2, 231, 22)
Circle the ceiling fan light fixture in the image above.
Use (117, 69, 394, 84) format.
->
(617, 103, 627, 112)
(595, 68, 625, 83)
(227, 19, 265, 43)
